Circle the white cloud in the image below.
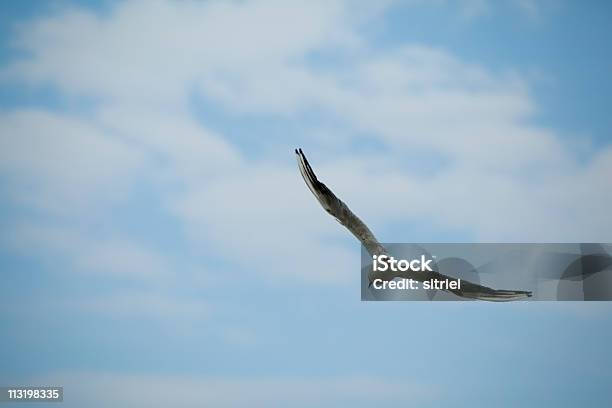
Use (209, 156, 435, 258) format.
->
(95, 105, 242, 182)
(2, 0, 361, 107)
(5, 223, 170, 281)
(30, 371, 434, 408)
(172, 163, 357, 284)
(2, 222, 213, 324)
(0, 109, 144, 214)
(1, 0, 611, 292)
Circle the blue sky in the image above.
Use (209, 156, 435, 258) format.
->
(0, 1, 611, 407)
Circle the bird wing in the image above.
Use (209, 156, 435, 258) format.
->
(295, 148, 386, 257)
(425, 270, 532, 301)
(295, 148, 531, 301)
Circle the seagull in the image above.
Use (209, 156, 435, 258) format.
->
(295, 148, 532, 301)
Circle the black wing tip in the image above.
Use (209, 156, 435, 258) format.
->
(499, 290, 532, 297)
(462, 287, 533, 301)
(296, 149, 318, 181)
(500, 289, 531, 294)
(496, 290, 533, 300)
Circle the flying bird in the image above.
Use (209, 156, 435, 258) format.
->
(295, 148, 532, 301)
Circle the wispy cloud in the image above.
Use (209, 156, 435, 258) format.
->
(2, 1, 611, 292)
(1, 2, 611, 406)
(27, 371, 435, 408)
